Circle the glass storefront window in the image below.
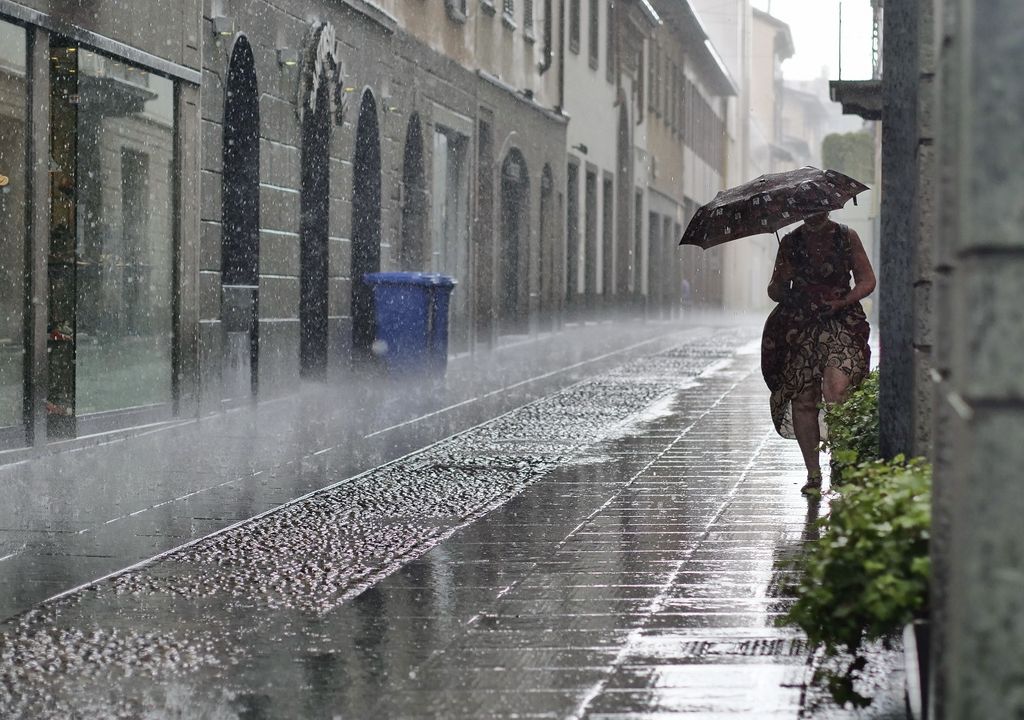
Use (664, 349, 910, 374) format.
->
(49, 44, 175, 429)
(0, 20, 27, 431)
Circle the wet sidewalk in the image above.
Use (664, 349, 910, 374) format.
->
(0, 318, 724, 622)
(0, 330, 905, 718)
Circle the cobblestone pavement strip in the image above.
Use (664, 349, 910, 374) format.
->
(0, 320, 710, 622)
(0, 330, 906, 719)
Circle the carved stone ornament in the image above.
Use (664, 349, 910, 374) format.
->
(297, 22, 346, 126)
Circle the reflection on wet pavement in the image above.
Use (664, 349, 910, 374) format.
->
(0, 329, 907, 718)
(0, 321, 713, 621)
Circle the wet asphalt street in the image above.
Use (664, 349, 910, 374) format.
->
(0, 324, 907, 718)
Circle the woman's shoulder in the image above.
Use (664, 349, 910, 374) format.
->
(834, 222, 853, 250)
(780, 225, 803, 245)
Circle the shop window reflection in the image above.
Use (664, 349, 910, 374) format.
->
(0, 20, 27, 434)
(48, 44, 175, 434)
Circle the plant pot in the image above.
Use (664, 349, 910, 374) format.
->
(903, 619, 930, 720)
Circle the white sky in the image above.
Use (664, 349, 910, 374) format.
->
(751, 0, 875, 81)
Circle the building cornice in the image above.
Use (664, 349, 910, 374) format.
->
(477, 70, 569, 124)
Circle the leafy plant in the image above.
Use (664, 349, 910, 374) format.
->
(781, 457, 932, 707)
(823, 370, 880, 483)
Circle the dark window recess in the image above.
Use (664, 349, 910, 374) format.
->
(588, 0, 599, 69)
(584, 170, 597, 298)
(601, 175, 613, 295)
(540, 0, 554, 72)
(565, 161, 579, 301)
(299, 79, 330, 378)
(650, 44, 658, 114)
(524, 0, 534, 29)
(569, 0, 581, 53)
(475, 119, 494, 338)
(350, 92, 382, 363)
(606, 0, 614, 82)
(499, 150, 529, 333)
(445, 0, 468, 22)
(636, 46, 644, 119)
(633, 189, 642, 292)
(399, 114, 427, 269)
(222, 39, 260, 287)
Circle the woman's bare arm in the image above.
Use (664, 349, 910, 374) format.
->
(842, 229, 876, 306)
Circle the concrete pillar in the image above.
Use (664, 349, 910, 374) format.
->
(928, 0, 961, 716)
(933, 0, 1024, 716)
(878, 0, 919, 458)
(912, 0, 936, 457)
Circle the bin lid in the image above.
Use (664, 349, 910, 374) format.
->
(364, 272, 456, 288)
(363, 271, 436, 286)
(421, 273, 457, 288)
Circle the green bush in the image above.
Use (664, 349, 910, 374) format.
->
(823, 370, 880, 482)
(781, 457, 932, 707)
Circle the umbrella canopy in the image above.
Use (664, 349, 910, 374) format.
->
(678, 166, 869, 249)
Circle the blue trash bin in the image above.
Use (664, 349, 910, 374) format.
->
(363, 272, 456, 377)
(424, 274, 457, 375)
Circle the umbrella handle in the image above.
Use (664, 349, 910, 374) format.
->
(775, 230, 782, 245)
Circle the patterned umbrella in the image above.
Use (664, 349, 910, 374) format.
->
(678, 166, 869, 249)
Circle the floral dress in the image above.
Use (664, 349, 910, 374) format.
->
(761, 223, 871, 438)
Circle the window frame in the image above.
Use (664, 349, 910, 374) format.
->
(588, 0, 599, 70)
(569, 0, 581, 53)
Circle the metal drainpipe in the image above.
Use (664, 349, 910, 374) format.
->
(558, 0, 566, 112)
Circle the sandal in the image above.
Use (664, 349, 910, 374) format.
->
(801, 471, 823, 495)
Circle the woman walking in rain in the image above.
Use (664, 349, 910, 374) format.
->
(762, 210, 875, 494)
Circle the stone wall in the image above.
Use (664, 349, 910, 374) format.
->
(197, 0, 567, 406)
(931, 0, 1024, 716)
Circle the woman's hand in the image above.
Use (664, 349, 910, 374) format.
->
(821, 297, 847, 315)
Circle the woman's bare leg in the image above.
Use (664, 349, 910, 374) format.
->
(822, 366, 853, 405)
(791, 385, 822, 476)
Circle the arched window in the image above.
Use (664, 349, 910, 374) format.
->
(399, 113, 427, 270)
(499, 149, 530, 334)
(351, 91, 382, 361)
(222, 35, 261, 398)
(222, 36, 260, 289)
(299, 62, 331, 378)
(539, 164, 556, 328)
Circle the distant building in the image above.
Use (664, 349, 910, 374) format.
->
(712, 5, 794, 312)
(646, 0, 735, 313)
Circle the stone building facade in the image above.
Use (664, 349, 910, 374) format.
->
(198, 0, 569, 407)
(0, 0, 570, 451)
(646, 0, 734, 314)
(0, 0, 741, 456)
